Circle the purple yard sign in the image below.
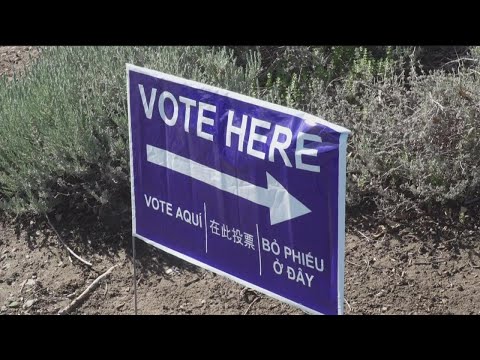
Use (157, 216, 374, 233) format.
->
(127, 64, 350, 315)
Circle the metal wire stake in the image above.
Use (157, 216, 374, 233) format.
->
(132, 235, 138, 315)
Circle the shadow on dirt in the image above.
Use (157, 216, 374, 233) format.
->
(346, 199, 480, 257)
(4, 195, 479, 280)
(3, 209, 201, 279)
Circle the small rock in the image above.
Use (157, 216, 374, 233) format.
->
(57, 261, 64, 267)
(8, 301, 20, 308)
(166, 268, 173, 275)
(458, 285, 464, 291)
(23, 299, 36, 309)
(381, 306, 388, 312)
(26, 279, 36, 287)
(12, 248, 17, 253)
(116, 303, 125, 310)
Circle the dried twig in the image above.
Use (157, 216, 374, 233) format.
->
(358, 81, 396, 101)
(360, 259, 370, 276)
(414, 259, 448, 265)
(46, 214, 92, 267)
(184, 277, 201, 287)
(344, 298, 353, 313)
(346, 259, 362, 267)
(58, 264, 118, 315)
(356, 230, 372, 242)
(326, 77, 343, 90)
(469, 262, 480, 269)
(243, 297, 260, 315)
(24, 287, 46, 302)
(429, 92, 445, 112)
(442, 57, 478, 67)
(19, 279, 28, 293)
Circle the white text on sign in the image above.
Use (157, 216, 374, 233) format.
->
(139, 85, 323, 173)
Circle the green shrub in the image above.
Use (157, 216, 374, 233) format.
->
(259, 47, 480, 217)
(1, 45, 479, 223)
(258, 46, 402, 109)
(0, 46, 261, 216)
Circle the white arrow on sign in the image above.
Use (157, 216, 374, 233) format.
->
(146, 144, 311, 225)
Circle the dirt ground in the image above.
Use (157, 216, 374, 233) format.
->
(0, 46, 40, 80)
(1, 46, 480, 315)
(2, 214, 480, 315)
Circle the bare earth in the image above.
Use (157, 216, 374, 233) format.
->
(0, 46, 40, 80)
(1, 46, 479, 315)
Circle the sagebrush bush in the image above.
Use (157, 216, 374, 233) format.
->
(260, 47, 480, 217)
(0, 46, 261, 216)
(1, 45, 479, 223)
(257, 46, 403, 109)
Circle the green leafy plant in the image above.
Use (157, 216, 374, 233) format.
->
(0, 46, 261, 217)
